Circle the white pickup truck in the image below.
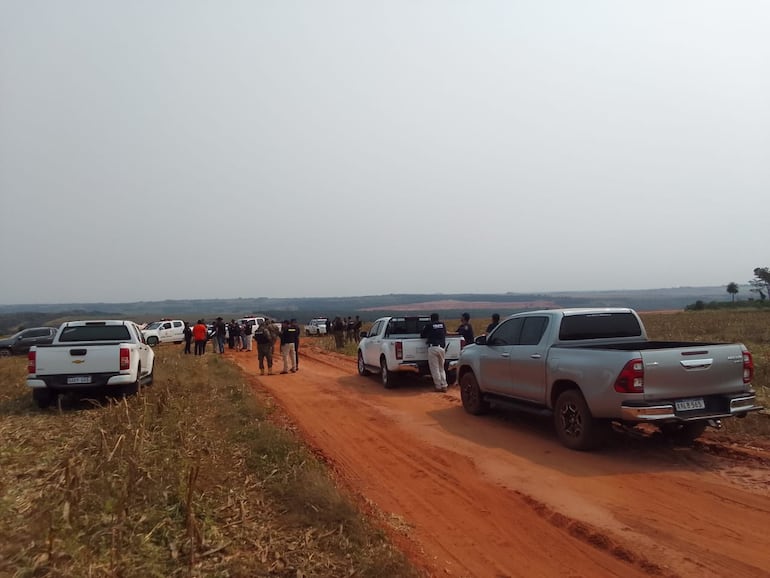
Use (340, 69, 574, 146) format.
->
(357, 316, 465, 388)
(27, 320, 155, 408)
(141, 319, 186, 346)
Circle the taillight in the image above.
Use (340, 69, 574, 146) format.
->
(395, 341, 403, 360)
(28, 351, 36, 374)
(614, 358, 644, 393)
(743, 350, 754, 384)
(120, 347, 130, 370)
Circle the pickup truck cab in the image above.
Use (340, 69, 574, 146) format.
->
(0, 327, 57, 356)
(457, 308, 762, 450)
(141, 319, 185, 346)
(357, 316, 465, 388)
(305, 318, 328, 336)
(27, 320, 155, 408)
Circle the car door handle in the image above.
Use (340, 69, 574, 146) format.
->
(530, 354, 542, 359)
(501, 353, 510, 358)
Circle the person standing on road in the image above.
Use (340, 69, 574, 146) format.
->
(290, 318, 301, 370)
(486, 313, 500, 334)
(183, 321, 193, 354)
(253, 319, 275, 375)
(241, 321, 252, 352)
(421, 313, 448, 392)
(214, 317, 226, 353)
(192, 319, 208, 356)
(456, 312, 474, 346)
(280, 319, 299, 373)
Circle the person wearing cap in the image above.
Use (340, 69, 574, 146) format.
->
(486, 313, 500, 334)
(456, 312, 474, 346)
(420, 313, 448, 392)
(254, 319, 276, 375)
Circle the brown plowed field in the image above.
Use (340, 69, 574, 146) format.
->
(226, 343, 770, 578)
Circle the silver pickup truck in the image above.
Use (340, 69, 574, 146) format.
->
(456, 308, 762, 450)
(357, 316, 465, 388)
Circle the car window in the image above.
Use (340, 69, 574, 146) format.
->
(162, 322, 172, 329)
(519, 317, 549, 345)
(26, 329, 49, 338)
(488, 318, 523, 346)
(173, 321, 182, 328)
(19, 329, 35, 339)
(369, 320, 382, 337)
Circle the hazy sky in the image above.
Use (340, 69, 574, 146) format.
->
(1, 1, 768, 305)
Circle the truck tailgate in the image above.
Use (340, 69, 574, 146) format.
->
(34, 344, 122, 377)
(641, 344, 746, 400)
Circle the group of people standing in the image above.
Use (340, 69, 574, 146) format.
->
(182, 316, 302, 376)
(329, 315, 362, 349)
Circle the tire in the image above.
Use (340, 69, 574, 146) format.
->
(659, 421, 707, 445)
(446, 368, 457, 385)
(0, 348, 11, 357)
(460, 372, 489, 415)
(380, 356, 397, 389)
(553, 389, 607, 451)
(147, 336, 159, 347)
(33, 389, 55, 409)
(357, 351, 371, 376)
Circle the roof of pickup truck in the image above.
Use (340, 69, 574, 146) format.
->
(60, 320, 136, 326)
(511, 307, 634, 317)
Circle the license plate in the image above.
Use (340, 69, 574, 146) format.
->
(67, 376, 92, 385)
(675, 398, 705, 411)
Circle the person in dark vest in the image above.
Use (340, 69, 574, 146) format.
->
(456, 312, 474, 346)
(182, 321, 193, 354)
(420, 313, 448, 392)
(486, 313, 500, 334)
(280, 319, 299, 373)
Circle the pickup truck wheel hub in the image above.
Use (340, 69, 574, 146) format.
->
(560, 403, 583, 438)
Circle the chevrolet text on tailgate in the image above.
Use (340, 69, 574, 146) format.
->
(456, 308, 762, 450)
(27, 320, 155, 408)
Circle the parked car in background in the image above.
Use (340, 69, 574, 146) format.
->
(141, 319, 186, 346)
(305, 317, 329, 335)
(0, 327, 58, 356)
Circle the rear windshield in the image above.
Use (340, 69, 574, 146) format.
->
(387, 317, 431, 334)
(58, 324, 132, 342)
(558, 312, 642, 341)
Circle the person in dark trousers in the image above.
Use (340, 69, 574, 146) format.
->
(192, 319, 208, 356)
(214, 317, 226, 353)
(486, 313, 500, 334)
(332, 316, 345, 349)
(254, 319, 275, 375)
(182, 321, 193, 354)
(421, 313, 448, 392)
(353, 316, 363, 342)
(456, 312, 474, 346)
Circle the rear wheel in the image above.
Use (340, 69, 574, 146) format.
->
(147, 336, 159, 347)
(357, 351, 371, 376)
(381, 357, 397, 389)
(460, 372, 489, 415)
(659, 421, 707, 445)
(0, 348, 11, 357)
(33, 389, 55, 409)
(554, 389, 608, 451)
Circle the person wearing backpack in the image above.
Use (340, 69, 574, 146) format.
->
(254, 319, 275, 375)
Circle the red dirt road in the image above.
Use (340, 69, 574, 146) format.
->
(227, 344, 770, 578)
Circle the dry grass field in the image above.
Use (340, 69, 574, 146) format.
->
(0, 351, 417, 577)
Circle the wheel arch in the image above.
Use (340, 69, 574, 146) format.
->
(550, 379, 581, 409)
